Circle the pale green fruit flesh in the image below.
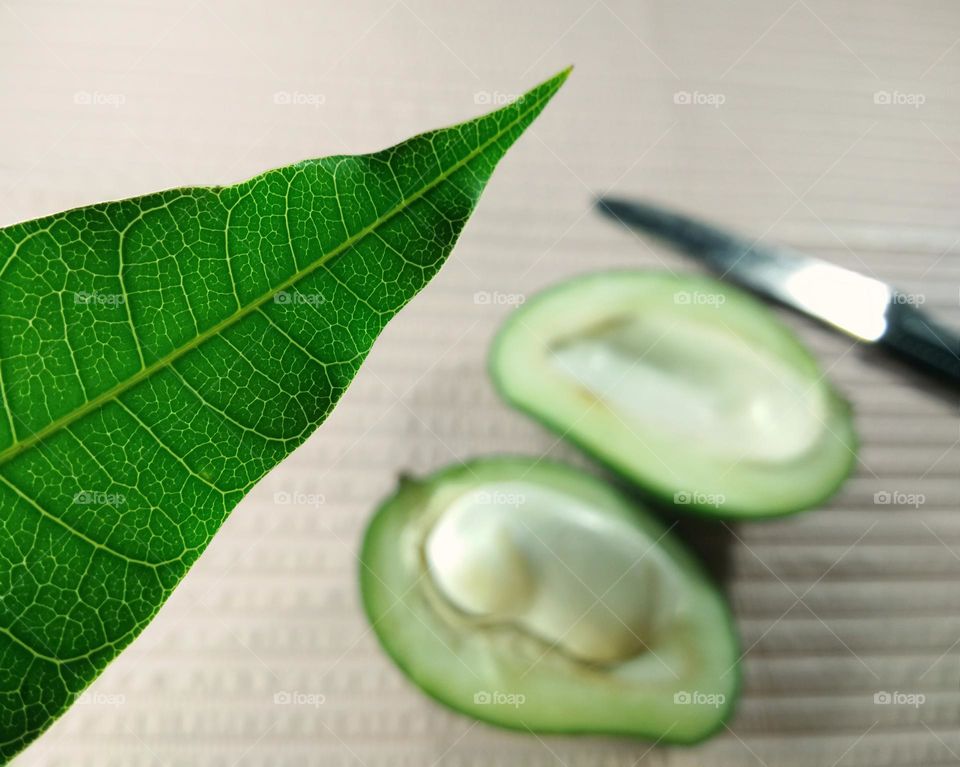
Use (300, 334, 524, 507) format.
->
(360, 458, 740, 742)
(490, 271, 857, 518)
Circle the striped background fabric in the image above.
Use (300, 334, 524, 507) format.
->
(1, 1, 958, 764)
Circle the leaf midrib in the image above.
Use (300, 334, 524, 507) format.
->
(0, 88, 552, 468)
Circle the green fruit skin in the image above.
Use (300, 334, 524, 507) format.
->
(359, 455, 742, 744)
(488, 271, 859, 520)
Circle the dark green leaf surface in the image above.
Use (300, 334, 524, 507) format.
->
(0, 68, 569, 760)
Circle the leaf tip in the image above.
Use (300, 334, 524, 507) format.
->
(549, 65, 574, 88)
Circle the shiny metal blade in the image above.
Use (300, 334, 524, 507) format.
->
(597, 196, 892, 341)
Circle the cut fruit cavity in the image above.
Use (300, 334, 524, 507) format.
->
(489, 271, 857, 518)
(359, 457, 740, 743)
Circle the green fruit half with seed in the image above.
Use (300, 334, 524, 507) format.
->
(359, 457, 739, 743)
(489, 271, 857, 518)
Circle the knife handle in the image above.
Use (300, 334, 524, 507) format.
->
(879, 299, 960, 386)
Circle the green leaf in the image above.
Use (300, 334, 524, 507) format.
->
(0, 67, 570, 760)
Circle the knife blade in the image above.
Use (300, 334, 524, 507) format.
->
(596, 196, 960, 386)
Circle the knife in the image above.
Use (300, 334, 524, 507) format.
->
(596, 196, 960, 387)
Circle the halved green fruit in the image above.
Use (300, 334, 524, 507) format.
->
(490, 271, 857, 518)
(359, 457, 739, 743)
